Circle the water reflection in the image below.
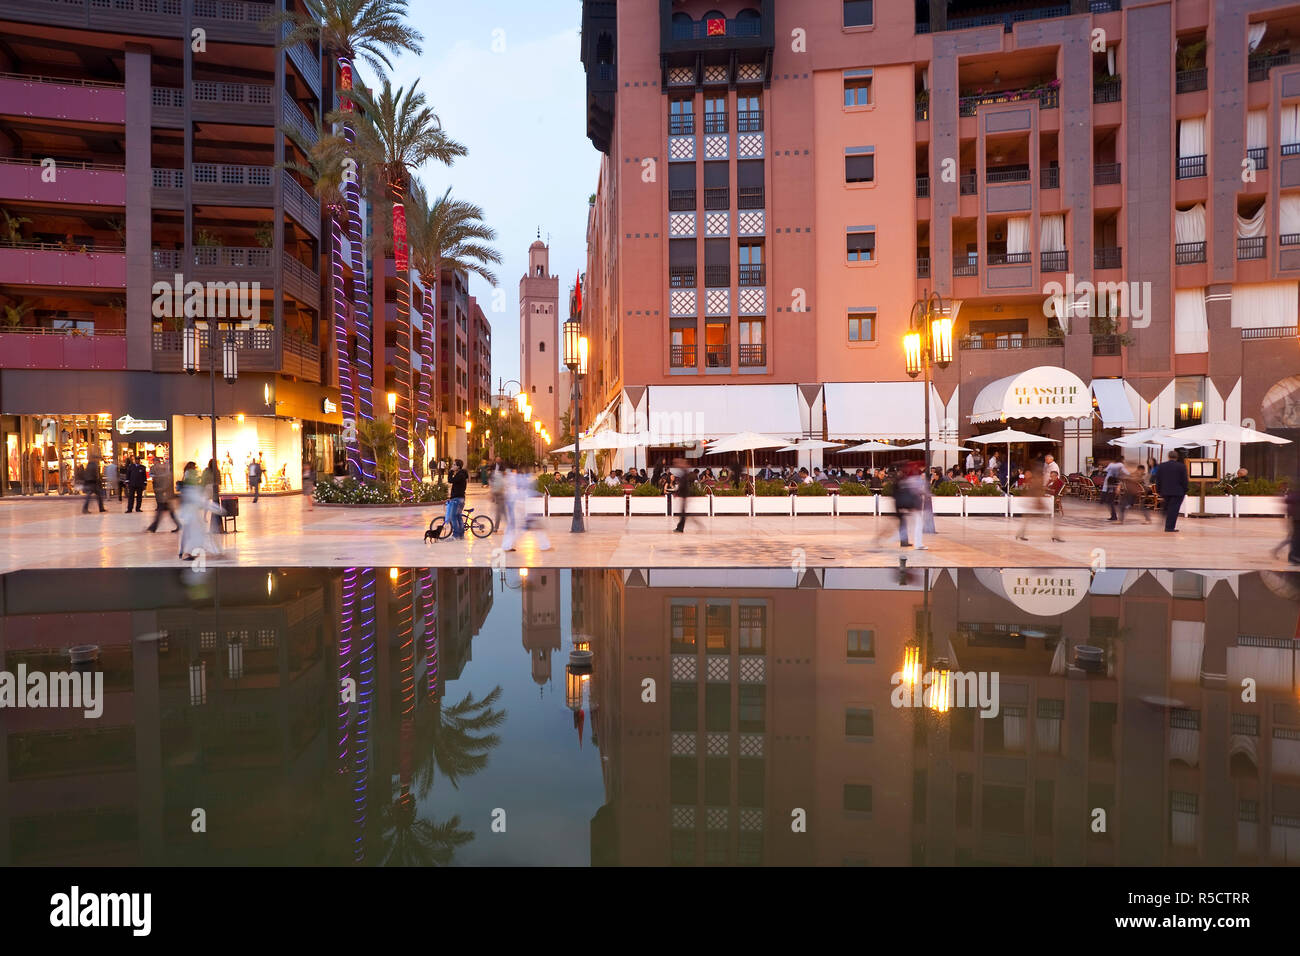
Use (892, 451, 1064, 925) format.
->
(0, 565, 1297, 866)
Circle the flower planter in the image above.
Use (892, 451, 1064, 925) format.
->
(629, 494, 669, 516)
(545, 493, 574, 516)
(524, 497, 545, 517)
(586, 495, 627, 516)
(931, 497, 963, 516)
(793, 496, 834, 516)
(878, 496, 897, 515)
(964, 496, 1009, 517)
(835, 494, 877, 515)
(1189, 496, 1235, 517)
(680, 495, 710, 516)
(710, 495, 753, 516)
(753, 495, 793, 516)
(1234, 496, 1286, 517)
(1009, 495, 1053, 516)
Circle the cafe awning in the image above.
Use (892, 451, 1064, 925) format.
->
(970, 366, 1092, 423)
(645, 384, 802, 440)
(824, 381, 941, 439)
(1091, 378, 1136, 427)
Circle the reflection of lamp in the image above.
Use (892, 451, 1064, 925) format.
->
(387, 392, 397, 416)
(1179, 402, 1189, 421)
(389, 567, 399, 582)
(222, 334, 238, 384)
(1192, 400, 1203, 420)
(189, 661, 206, 706)
(227, 639, 244, 680)
(237, 413, 245, 424)
(902, 640, 921, 688)
(565, 666, 585, 710)
(264, 383, 272, 407)
(266, 571, 274, 596)
(465, 418, 473, 433)
(929, 658, 951, 713)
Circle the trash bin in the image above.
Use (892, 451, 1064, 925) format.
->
(221, 496, 239, 517)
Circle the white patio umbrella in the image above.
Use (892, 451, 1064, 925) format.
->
(552, 430, 640, 454)
(898, 440, 973, 452)
(706, 431, 795, 475)
(967, 429, 1059, 485)
(837, 439, 900, 470)
(1172, 421, 1291, 447)
(776, 438, 843, 473)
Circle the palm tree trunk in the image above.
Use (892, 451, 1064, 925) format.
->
(329, 214, 360, 477)
(421, 567, 438, 701)
(391, 182, 413, 496)
(414, 279, 435, 475)
(337, 565, 357, 773)
(352, 566, 378, 863)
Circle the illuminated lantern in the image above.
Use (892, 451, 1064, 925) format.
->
(903, 330, 923, 378)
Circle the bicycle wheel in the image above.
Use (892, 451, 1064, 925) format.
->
(425, 516, 452, 541)
(469, 514, 495, 538)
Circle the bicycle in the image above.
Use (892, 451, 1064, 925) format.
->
(425, 506, 495, 541)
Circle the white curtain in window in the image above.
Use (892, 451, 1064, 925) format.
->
(1237, 205, 1266, 238)
(1171, 808, 1199, 846)
(921, 67, 929, 91)
(1282, 105, 1300, 147)
(1107, 45, 1116, 76)
(1002, 709, 1026, 752)
(1175, 288, 1209, 354)
(1039, 213, 1065, 252)
(1271, 824, 1300, 862)
(1175, 204, 1206, 243)
(1282, 195, 1300, 236)
(1228, 643, 1299, 691)
(1247, 110, 1268, 150)
(1006, 216, 1031, 255)
(1036, 716, 1062, 753)
(1178, 117, 1206, 158)
(1249, 23, 1267, 52)
(1169, 727, 1201, 767)
(1171, 621, 1205, 684)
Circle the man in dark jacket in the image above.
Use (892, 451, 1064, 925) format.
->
(447, 459, 469, 538)
(81, 454, 105, 513)
(125, 456, 147, 513)
(146, 457, 180, 532)
(1155, 450, 1189, 532)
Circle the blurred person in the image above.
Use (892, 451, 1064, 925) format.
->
(1155, 449, 1189, 532)
(146, 456, 180, 533)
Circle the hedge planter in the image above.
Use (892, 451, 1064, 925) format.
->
(835, 494, 877, 515)
(964, 496, 1009, 517)
(753, 495, 793, 516)
(1187, 496, 1234, 517)
(630, 494, 670, 516)
(1235, 496, 1286, 517)
(545, 493, 575, 516)
(586, 495, 627, 516)
(932, 497, 964, 516)
(1009, 495, 1053, 517)
(878, 496, 897, 515)
(710, 495, 753, 516)
(794, 495, 834, 516)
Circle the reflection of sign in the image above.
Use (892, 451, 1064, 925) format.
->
(322, 398, 338, 414)
(116, 415, 167, 435)
(975, 568, 1090, 617)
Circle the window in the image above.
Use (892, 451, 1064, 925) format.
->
(539, 341, 545, 352)
(847, 230, 875, 262)
(844, 75, 872, 106)
(845, 150, 875, 184)
(848, 312, 876, 342)
(704, 95, 727, 134)
(669, 98, 694, 136)
(843, 1, 873, 27)
(847, 628, 874, 658)
(843, 784, 872, 812)
(845, 708, 874, 738)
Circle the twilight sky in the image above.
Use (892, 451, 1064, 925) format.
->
(370, 0, 600, 388)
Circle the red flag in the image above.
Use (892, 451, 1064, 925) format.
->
(707, 17, 726, 36)
(392, 202, 408, 270)
(338, 60, 353, 112)
(574, 271, 582, 315)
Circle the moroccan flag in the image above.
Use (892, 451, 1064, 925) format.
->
(393, 202, 408, 270)
(574, 271, 582, 316)
(338, 60, 353, 111)
(707, 17, 726, 36)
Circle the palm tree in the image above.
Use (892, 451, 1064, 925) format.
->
(2, 297, 36, 329)
(374, 794, 473, 867)
(411, 685, 505, 800)
(336, 78, 466, 497)
(356, 414, 399, 493)
(269, 0, 424, 481)
(407, 181, 501, 472)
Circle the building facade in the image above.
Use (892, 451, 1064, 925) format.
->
(579, 0, 1300, 477)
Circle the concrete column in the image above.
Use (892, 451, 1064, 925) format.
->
(124, 44, 153, 371)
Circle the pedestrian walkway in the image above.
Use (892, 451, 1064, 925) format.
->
(0, 494, 1290, 572)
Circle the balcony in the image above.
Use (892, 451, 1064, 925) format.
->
(1093, 76, 1121, 104)
(988, 252, 1032, 266)
(738, 264, 765, 286)
(1092, 334, 1123, 356)
(917, 256, 930, 278)
(946, 4, 1070, 32)
(0, 242, 125, 288)
(958, 85, 1058, 117)
(1175, 241, 1207, 264)
(282, 171, 322, 237)
(987, 164, 1031, 184)
(0, 327, 126, 370)
(916, 175, 930, 198)
(669, 265, 696, 288)
(282, 90, 318, 146)
(959, 335, 1063, 350)
(283, 254, 321, 310)
(1282, 234, 1300, 247)
(737, 110, 763, 133)
(669, 115, 695, 136)
(1242, 326, 1298, 340)
(0, 70, 125, 124)
(281, 332, 322, 382)
(670, 345, 696, 368)
(704, 113, 728, 134)
(1283, 142, 1300, 157)
(1175, 69, 1208, 94)
(1090, 0, 1121, 9)
(704, 265, 730, 287)
(1177, 155, 1206, 179)
(738, 186, 764, 209)
(1094, 162, 1122, 185)
(669, 188, 697, 211)
(1040, 167, 1060, 189)
(704, 345, 730, 368)
(1094, 246, 1122, 270)
(193, 245, 273, 270)
(704, 186, 729, 210)
(960, 172, 978, 196)
(1247, 147, 1268, 170)
(280, 21, 321, 97)
(1041, 250, 1068, 272)
(1249, 52, 1300, 82)
(0, 155, 124, 206)
(953, 256, 978, 277)
(152, 327, 281, 375)
(1238, 236, 1266, 260)
(664, 4, 772, 53)
(739, 344, 766, 367)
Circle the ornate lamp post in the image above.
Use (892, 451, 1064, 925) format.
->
(563, 316, 586, 533)
(904, 290, 953, 473)
(184, 318, 238, 534)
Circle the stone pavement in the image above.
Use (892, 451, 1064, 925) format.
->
(0, 491, 1292, 572)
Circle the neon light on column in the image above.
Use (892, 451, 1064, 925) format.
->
(337, 565, 356, 771)
(422, 568, 438, 701)
(339, 56, 374, 480)
(414, 282, 435, 473)
(352, 566, 377, 862)
(392, 190, 412, 495)
(331, 217, 360, 477)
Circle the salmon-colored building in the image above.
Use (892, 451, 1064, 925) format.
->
(579, 0, 1300, 477)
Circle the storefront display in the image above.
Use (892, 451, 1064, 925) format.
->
(172, 415, 303, 493)
(0, 414, 114, 496)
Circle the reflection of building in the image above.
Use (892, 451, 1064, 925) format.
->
(587, 567, 1300, 866)
(523, 571, 563, 687)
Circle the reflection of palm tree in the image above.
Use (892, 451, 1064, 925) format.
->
(412, 686, 506, 799)
(374, 790, 473, 867)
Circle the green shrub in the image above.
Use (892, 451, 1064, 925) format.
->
(753, 479, 788, 497)
(632, 482, 665, 497)
(965, 482, 1005, 497)
(1233, 477, 1288, 496)
(836, 481, 872, 496)
(932, 481, 962, 497)
(415, 482, 448, 503)
(588, 481, 624, 497)
(545, 481, 576, 497)
(711, 485, 748, 497)
(796, 482, 829, 496)
(313, 476, 410, 504)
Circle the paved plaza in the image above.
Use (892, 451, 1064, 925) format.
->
(0, 490, 1290, 573)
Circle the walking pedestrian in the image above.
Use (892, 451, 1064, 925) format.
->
(302, 456, 315, 509)
(1155, 450, 1188, 532)
(104, 457, 119, 501)
(501, 465, 551, 552)
(1015, 461, 1064, 542)
(178, 460, 221, 561)
(1101, 457, 1126, 520)
(671, 457, 692, 533)
(897, 461, 927, 549)
(125, 456, 147, 513)
(247, 452, 263, 502)
(489, 459, 508, 532)
(446, 458, 469, 538)
(146, 457, 180, 532)
(1285, 469, 1300, 564)
(81, 452, 105, 514)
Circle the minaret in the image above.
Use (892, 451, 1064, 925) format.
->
(519, 235, 561, 444)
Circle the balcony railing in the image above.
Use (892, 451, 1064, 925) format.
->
(282, 91, 318, 146)
(704, 186, 729, 210)
(1091, 0, 1121, 10)
(1175, 68, 1208, 94)
(737, 110, 763, 132)
(1092, 334, 1122, 356)
(669, 115, 695, 136)
(704, 345, 730, 368)
(917, 256, 930, 278)
(704, 265, 730, 287)
(1041, 250, 1068, 272)
(668, 188, 696, 211)
(191, 163, 273, 187)
(1094, 246, 1122, 270)
(947, 5, 1069, 32)
(987, 164, 1030, 184)
(1282, 142, 1300, 157)
(1237, 235, 1266, 260)
(1039, 166, 1059, 189)
(958, 85, 1058, 117)
(959, 172, 977, 195)
(988, 251, 1032, 266)
(916, 175, 930, 198)
(1247, 147, 1268, 170)
(193, 79, 272, 106)
(670, 345, 696, 368)
(1282, 234, 1300, 246)
(704, 113, 728, 134)
(89, 0, 182, 14)
(5, 239, 123, 254)
(953, 256, 978, 277)
(151, 86, 184, 108)
(738, 343, 766, 367)
(1175, 241, 1207, 264)
(1249, 52, 1300, 82)
(282, 170, 321, 225)
(152, 249, 181, 270)
(152, 167, 184, 189)
(194, 0, 272, 22)
(1094, 162, 1122, 185)
(1177, 154, 1206, 179)
(0, 155, 122, 172)
(193, 245, 273, 269)
(670, 16, 763, 41)
(737, 186, 764, 209)
(1242, 325, 1299, 339)
(0, 69, 123, 89)
(738, 264, 765, 286)
(1093, 77, 1121, 103)
(153, 328, 273, 353)
(669, 266, 696, 288)
(960, 336, 1063, 350)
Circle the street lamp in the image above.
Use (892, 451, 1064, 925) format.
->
(387, 391, 397, 416)
(904, 290, 953, 474)
(184, 318, 237, 534)
(563, 316, 586, 533)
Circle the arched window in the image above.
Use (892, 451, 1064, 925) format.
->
(671, 11, 693, 40)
